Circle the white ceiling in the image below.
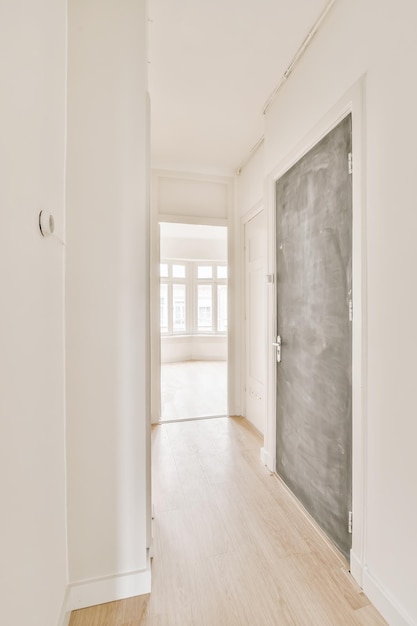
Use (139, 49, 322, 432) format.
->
(148, 0, 329, 175)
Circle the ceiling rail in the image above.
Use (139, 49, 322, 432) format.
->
(262, 0, 336, 115)
(235, 0, 336, 176)
(235, 136, 265, 176)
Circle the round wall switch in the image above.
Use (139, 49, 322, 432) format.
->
(39, 210, 55, 237)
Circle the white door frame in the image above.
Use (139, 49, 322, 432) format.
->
(150, 212, 232, 423)
(240, 202, 267, 437)
(264, 78, 367, 586)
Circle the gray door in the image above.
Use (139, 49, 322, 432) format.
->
(275, 115, 352, 559)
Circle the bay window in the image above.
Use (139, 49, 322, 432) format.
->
(160, 260, 227, 335)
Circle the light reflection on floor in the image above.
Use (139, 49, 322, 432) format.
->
(160, 360, 227, 421)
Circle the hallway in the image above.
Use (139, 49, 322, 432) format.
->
(70, 417, 386, 625)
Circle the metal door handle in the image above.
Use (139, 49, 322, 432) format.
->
(272, 335, 282, 363)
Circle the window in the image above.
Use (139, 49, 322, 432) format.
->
(217, 265, 227, 279)
(197, 265, 212, 279)
(197, 284, 212, 332)
(160, 283, 168, 333)
(160, 260, 227, 335)
(173, 264, 186, 278)
(217, 284, 227, 332)
(160, 262, 187, 335)
(173, 284, 186, 331)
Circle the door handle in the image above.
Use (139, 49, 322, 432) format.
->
(272, 335, 282, 363)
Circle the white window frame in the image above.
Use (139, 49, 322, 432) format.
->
(160, 259, 227, 336)
(194, 261, 227, 335)
(160, 261, 189, 335)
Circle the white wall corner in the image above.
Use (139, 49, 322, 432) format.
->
(260, 447, 274, 472)
(362, 567, 416, 626)
(57, 586, 72, 626)
(349, 549, 363, 588)
(67, 565, 151, 613)
(57, 610, 71, 626)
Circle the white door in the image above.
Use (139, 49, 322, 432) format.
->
(244, 209, 267, 434)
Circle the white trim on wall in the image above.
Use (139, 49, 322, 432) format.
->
(57, 565, 152, 625)
(240, 200, 265, 430)
(362, 568, 416, 626)
(264, 78, 367, 586)
(229, 183, 239, 417)
(57, 587, 72, 626)
(159, 214, 228, 227)
(150, 175, 161, 424)
(62, 566, 151, 615)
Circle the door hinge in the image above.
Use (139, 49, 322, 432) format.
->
(348, 511, 353, 534)
(348, 298, 353, 322)
(348, 152, 353, 175)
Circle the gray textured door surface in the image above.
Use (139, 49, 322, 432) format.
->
(275, 115, 352, 559)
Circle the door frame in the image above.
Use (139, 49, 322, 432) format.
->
(240, 201, 267, 435)
(150, 170, 235, 424)
(150, 214, 232, 424)
(264, 79, 366, 585)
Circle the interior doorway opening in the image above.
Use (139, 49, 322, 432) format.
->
(159, 222, 228, 421)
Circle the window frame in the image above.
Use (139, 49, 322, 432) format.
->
(160, 259, 227, 336)
(160, 261, 189, 335)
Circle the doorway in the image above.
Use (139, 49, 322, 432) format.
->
(275, 115, 353, 559)
(159, 223, 228, 421)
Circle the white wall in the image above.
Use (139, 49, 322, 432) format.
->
(160, 233, 227, 261)
(161, 335, 227, 363)
(239, 0, 417, 623)
(66, 0, 151, 609)
(236, 143, 265, 218)
(0, 2, 68, 625)
(156, 171, 230, 220)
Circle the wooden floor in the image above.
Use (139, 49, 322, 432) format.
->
(69, 417, 387, 626)
(161, 360, 227, 421)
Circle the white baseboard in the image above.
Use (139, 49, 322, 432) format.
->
(349, 550, 363, 588)
(260, 447, 274, 472)
(65, 566, 151, 613)
(57, 586, 71, 626)
(363, 567, 415, 626)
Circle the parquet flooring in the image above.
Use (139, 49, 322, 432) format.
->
(69, 417, 387, 626)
